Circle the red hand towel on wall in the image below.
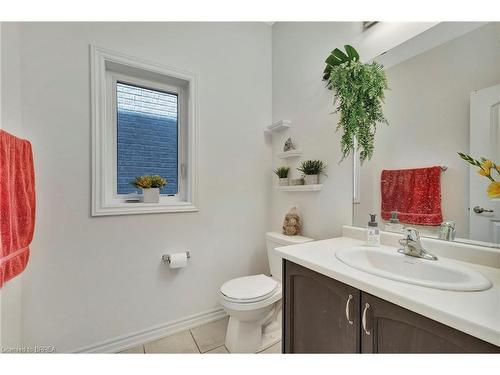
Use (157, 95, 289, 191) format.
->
(0, 130, 36, 288)
(381, 166, 442, 226)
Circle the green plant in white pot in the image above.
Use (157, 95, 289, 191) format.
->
(274, 166, 290, 186)
(131, 175, 167, 203)
(297, 160, 327, 185)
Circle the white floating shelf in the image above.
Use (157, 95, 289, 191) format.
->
(267, 120, 291, 132)
(275, 184, 323, 192)
(277, 149, 302, 159)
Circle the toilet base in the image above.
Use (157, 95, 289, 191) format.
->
(225, 305, 282, 353)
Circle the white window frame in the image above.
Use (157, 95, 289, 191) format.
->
(91, 46, 198, 216)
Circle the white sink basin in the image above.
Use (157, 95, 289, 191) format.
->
(335, 246, 492, 291)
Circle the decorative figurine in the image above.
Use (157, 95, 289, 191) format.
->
(283, 137, 295, 152)
(282, 207, 303, 236)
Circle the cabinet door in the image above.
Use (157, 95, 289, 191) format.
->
(283, 260, 360, 353)
(361, 292, 500, 353)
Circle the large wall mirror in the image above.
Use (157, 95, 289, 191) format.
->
(352, 22, 500, 249)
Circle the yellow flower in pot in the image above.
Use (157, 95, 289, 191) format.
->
(487, 181, 500, 199)
(130, 175, 167, 203)
(478, 159, 493, 177)
(459, 152, 500, 199)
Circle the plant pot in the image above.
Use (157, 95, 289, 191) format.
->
(142, 188, 160, 203)
(279, 178, 289, 186)
(304, 174, 319, 185)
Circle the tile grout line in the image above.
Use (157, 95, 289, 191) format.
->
(257, 341, 281, 354)
(207, 344, 227, 353)
(188, 329, 202, 354)
(133, 317, 229, 354)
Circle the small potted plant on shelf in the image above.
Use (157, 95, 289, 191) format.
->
(130, 175, 168, 203)
(274, 166, 290, 186)
(297, 160, 327, 185)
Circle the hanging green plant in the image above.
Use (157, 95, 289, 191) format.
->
(323, 45, 389, 163)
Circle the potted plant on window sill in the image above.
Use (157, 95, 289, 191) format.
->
(131, 175, 168, 203)
(297, 160, 327, 185)
(274, 166, 290, 186)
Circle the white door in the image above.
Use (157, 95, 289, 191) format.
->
(469, 84, 500, 244)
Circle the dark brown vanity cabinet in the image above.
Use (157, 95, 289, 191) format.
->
(283, 260, 500, 353)
(283, 260, 360, 353)
(360, 293, 500, 353)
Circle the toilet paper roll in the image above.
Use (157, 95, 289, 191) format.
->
(168, 252, 188, 269)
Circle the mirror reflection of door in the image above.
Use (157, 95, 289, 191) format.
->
(469, 85, 500, 244)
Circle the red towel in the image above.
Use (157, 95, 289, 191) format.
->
(381, 166, 442, 226)
(0, 130, 36, 288)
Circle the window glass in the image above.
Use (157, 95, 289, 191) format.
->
(116, 82, 178, 195)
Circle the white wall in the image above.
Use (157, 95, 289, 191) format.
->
(2, 22, 272, 352)
(270, 22, 437, 240)
(353, 23, 500, 238)
(270, 23, 358, 239)
(0, 280, 22, 350)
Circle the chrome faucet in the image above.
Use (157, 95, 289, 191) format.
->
(398, 228, 438, 261)
(438, 221, 456, 241)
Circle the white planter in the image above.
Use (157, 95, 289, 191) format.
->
(304, 175, 319, 185)
(278, 178, 289, 186)
(142, 188, 160, 203)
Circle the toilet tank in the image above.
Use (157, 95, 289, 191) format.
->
(265, 232, 314, 281)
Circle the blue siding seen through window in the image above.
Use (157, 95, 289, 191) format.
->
(116, 82, 178, 195)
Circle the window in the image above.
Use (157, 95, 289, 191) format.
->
(91, 46, 198, 216)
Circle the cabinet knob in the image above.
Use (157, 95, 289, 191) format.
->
(345, 294, 354, 325)
(362, 303, 371, 335)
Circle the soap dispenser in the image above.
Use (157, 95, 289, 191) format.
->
(385, 211, 404, 233)
(366, 214, 380, 247)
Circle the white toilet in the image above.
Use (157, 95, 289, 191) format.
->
(219, 232, 314, 353)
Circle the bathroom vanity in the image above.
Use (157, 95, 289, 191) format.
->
(283, 261, 499, 353)
(277, 227, 500, 353)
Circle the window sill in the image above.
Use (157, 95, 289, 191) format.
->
(91, 201, 199, 216)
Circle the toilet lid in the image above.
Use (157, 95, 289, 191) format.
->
(220, 274, 278, 303)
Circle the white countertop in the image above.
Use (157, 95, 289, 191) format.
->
(275, 234, 500, 347)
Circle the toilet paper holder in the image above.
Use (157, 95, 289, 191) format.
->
(162, 251, 191, 264)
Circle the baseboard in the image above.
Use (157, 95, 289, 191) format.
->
(73, 307, 227, 353)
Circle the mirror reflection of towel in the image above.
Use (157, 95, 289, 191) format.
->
(381, 166, 442, 226)
(0, 130, 36, 288)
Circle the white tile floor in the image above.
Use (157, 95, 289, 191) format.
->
(118, 316, 282, 354)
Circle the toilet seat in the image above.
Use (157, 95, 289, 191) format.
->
(220, 274, 278, 304)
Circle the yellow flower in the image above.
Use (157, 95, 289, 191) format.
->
(478, 159, 493, 177)
(487, 181, 500, 198)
